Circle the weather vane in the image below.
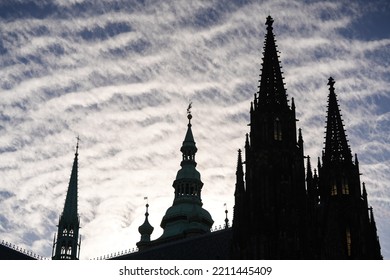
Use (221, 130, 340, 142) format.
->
(187, 102, 192, 122)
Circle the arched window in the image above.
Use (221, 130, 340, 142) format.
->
(61, 246, 66, 255)
(341, 177, 349, 195)
(346, 227, 352, 256)
(67, 247, 72, 256)
(69, 229, 74, 237)
(331, 180, 337, 196)
(62, 229, 68, 236)
(274, 118, 282, 141)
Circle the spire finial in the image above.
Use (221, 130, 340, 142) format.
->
(75, 135, 80, 156)
(266, 15, 274, 28)
(187, 102, 192, 124)
(224, 203, 229, 229)
(144, 197, 149, 216)
(328, 77, 335, 89)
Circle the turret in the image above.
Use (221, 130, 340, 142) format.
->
(136, 202, 154, 251)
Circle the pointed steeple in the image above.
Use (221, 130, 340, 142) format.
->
(52, 137, 81, 260)
(323, 77, 352, 164)
(224, 205, 229, 229)
(235, 149, 245, 196)
(233, 149, 245, 228)
(362, 182, 368, 209)
(62, 138, 79, 222)
(306, 156, 313, 181)
(257, 15, 288, 108)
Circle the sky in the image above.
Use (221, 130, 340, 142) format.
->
(0, 0, 389, 260)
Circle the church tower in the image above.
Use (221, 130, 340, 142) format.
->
(316, 77, 382, 259)
(157, 107, 214, 242)
(232, 16, 307, 259)
(52, 139, 81, 260)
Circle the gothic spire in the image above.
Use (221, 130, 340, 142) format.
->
(234, 149, 245, 197)
(52, 138, 81, 260)
(323, 77, 352, 165)
(62, 137, 79, 222)
(306, 156, 313, 181)
(257, 15, 288, 108)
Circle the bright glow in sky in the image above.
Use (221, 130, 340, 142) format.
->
(0, 0, 389, 260)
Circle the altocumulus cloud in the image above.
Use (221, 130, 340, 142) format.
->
(0, 0, 389, 259)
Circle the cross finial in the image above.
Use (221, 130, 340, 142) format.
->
(328, 77, 335, 89)
(75, 135, 80, 155)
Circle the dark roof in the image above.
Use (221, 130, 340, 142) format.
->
(111, 228, 233, 260)
(0, 243, 37, 260)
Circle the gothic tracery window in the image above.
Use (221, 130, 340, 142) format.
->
(274, 118, 282, 141)
(346, 227, 352, 256)
(331, 180, 337, 196)
(341, 177, 349, 195)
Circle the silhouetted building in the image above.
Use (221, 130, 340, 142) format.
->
(0, 16, 381, 260)
(115, 16, 381, 260)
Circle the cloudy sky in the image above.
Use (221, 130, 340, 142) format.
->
(0, 0, 389, 260)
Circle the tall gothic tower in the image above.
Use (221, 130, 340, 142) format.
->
(313, 77, 382, 259)
(52, 139, 81, 260)
(232, 16, 307, 259)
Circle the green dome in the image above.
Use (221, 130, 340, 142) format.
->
(176, 165, 201, 181)
(159, 202, 214, 239)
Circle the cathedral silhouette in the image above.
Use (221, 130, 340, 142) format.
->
(0, 16, 382, 260)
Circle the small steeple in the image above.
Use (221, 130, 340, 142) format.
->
(138, 200, 154, 243)
(298, 128, 303, 147)
(323, 77, 352, 165)
(235, 149, 245, 195)
(224, 204, 229, 229)
(233, 149, 245, 229)
(306, 156, 313, 181)
(362, 182, 368, 209)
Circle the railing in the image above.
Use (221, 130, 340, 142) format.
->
(1, 240, 49, 260)
(92, 224, 231, 260)
(210, 223, 230, 232)
(91, 247, 139, 260)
